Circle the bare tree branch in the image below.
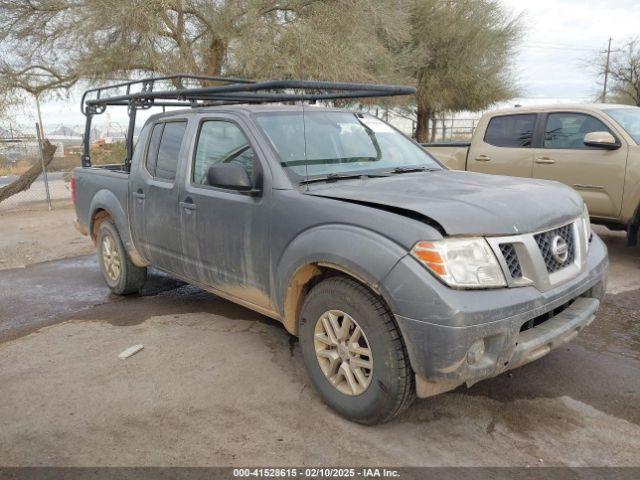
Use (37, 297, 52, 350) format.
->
(0, 140, 56, 204)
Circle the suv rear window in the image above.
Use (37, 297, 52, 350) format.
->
(484, 114, 536, 148)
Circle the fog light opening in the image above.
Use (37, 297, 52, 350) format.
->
(467, 339, 485, 365)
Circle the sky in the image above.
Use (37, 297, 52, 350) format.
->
(7, 0, 640, 135)
(502, 0, 640, 102)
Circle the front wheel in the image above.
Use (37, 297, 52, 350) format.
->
(299, 276, 415, 424)
(97, 219, 147, 295)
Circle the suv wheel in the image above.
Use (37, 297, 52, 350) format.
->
(97, 220, 147, 295)
(299, 276, 415, 424)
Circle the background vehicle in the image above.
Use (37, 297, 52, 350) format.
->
(423, 104, 640, 246)
(73, 77, 608, 424)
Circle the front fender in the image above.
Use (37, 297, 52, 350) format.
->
(275, 224, 408, 320)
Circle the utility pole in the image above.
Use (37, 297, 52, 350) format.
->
(602, 37, 612, 103)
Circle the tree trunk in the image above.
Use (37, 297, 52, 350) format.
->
(415, 105, 431, 143)
(204, 36, 227, 77)
(0, 140, 56, 204)
(430, 111, 437, 142)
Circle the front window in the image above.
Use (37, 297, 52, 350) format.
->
(543, 112, 612, 149)
(254, 111, 441, 181)
(604, 108, 640, 144)
(193, 120, 255, 186)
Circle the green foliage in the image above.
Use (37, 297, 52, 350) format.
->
(394, 0, 521, 140)
(0, 0, 521, 141)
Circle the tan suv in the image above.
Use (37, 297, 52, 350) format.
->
(424, 104, 640, 245)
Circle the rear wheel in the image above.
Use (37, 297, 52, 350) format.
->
(97, 220, 147, 295)
(299, 276, 415, 424)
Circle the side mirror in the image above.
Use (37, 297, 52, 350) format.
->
(206, 164, 257, 194)
(583, 131, 620, 150)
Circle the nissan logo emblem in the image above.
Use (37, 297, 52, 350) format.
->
(551, 235, 569, 263)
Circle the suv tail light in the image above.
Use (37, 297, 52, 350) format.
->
(70, 174, 76, 204)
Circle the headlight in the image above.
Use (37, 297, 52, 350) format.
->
(581, 203, 592, 253)
(411, 238, 506, 288)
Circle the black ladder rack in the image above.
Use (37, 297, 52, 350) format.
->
(80, 74, 416, 168)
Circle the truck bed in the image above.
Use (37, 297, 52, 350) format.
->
(73, 165, 130, 237)
(421, 142, 470, 170)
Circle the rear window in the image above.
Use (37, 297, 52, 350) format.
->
(145, 123, 163, 176)
(484, 114, 536, 148)
(155, 122, 187, 181)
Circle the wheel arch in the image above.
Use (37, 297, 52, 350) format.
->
(276, 225, 407, 335)
(89, 189, 148, 266)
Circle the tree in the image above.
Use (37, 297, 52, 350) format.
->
(0, 0, 519, 144)
(397, 0, 521, 142)
(0, 62, 77, 137)
(0, 81, 14, 119)
(0, 140, 56, 205)
(232, 0, 407, 83)
(0, 59, 73, 205)
(599, 39, 640, 106)
(0, 0, 403, 85)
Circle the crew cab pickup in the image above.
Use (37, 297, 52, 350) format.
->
(423, 104, 640, 246)
(73, 79, 608, 424)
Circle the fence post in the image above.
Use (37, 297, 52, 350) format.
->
(35, 122, 52, 211)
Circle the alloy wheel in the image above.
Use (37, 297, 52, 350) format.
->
(101, 234, 121, 282)
(314, 310, 373, 396)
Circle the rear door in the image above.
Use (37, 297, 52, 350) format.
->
(468, 113, 537, 178)
(532, 111, 627, 219)
(130, 119, 189, 273)
(179, 115, 273, 311)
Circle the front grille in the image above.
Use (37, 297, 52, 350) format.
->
(534, 224, 575, 274)
(499, 243, 522, 279)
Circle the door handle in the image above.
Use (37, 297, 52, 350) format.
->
(475, 154, 491, 162)
(535, 156, 555, 164)
(179, 197, 197, 211)
(132, 190, 145, 200)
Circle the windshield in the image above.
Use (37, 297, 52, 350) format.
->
(254, 111, 441, 181)
(604, 108, 640, 144)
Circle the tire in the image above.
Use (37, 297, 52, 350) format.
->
(299, 276, 415, 424)
(97, 219, 147, 295)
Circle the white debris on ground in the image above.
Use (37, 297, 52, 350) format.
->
(118, 344, 144, 360)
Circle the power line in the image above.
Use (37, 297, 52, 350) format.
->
(521, 43, 602, 52)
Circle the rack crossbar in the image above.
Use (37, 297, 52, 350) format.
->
(80, 74, 416, 168)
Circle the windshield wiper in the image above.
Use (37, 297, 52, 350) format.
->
(389, 166, 439, 174)
(299, 172, 388, 185)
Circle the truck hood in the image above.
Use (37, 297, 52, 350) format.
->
(304, 170, 583, 236)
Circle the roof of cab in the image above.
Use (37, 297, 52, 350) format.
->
(486, 103, 638, 116)
(144, 103, 354, 123)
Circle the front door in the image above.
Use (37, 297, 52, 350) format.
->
(468, 113, 537, 178)
(179, 117, 273, 311)
(130, 119, 189, 273)
(532, 112, 627, 219)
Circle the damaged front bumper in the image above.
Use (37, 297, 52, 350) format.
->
(386, 234, 608, 398)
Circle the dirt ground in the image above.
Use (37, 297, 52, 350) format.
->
(0, 208, 639, 467)
(0, 201, 94, 270)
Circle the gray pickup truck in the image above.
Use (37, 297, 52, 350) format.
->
(73, 77, 608, 424)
